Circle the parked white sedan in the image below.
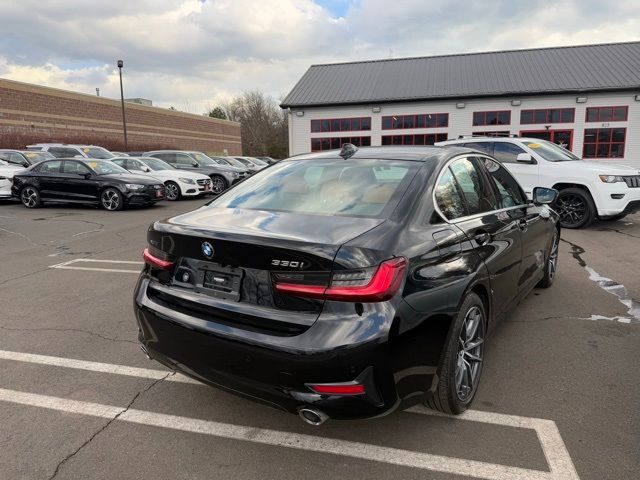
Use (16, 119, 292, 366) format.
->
(0, 159, 25, 199)
(111, 157, 212, 201)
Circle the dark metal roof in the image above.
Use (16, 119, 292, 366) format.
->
(281, 42, 640, 108)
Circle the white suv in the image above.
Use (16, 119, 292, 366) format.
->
(437, 136, 640, 228)
(26, 144, 115, 160)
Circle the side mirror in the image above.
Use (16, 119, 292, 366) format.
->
(142, 166, 151, 172)
(192, 162, 198, 167)
(22, 161, 29, 167)
(516, 153, 535, 164)
(533, 187, 558, 205)
(81, 172, 92, 179)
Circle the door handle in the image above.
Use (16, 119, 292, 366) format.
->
(517, 218, 528, 231)
(473, 230, 491, 246)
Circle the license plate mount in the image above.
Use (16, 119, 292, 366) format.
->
(196, 263, 243, 301)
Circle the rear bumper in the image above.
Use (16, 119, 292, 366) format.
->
(133, 276, 402, 420)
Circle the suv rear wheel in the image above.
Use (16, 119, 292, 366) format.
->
(556, 188, 595, 229)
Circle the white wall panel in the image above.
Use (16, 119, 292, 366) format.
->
(288, 92, 640, 169)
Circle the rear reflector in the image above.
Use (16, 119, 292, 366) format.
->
(275, 257, 406, 303)
(143, 248, 174, 270)
(308, 383, 366, 395)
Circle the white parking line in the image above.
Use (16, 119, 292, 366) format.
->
(0, 387, 559, 480)
(49, 258, 143, 274)
(0, 349, 198, 384)
(0, 349, 580, 480)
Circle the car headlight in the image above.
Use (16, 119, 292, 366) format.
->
(230, 172, 239, 178)
(125, 184, 146, 190)
(599, 175, 625, 183)
(178, 177, 196, 184)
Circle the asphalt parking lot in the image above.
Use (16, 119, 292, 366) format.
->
(0, 198, 638, 480)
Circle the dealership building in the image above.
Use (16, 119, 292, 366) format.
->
(281, 41, 640, 168)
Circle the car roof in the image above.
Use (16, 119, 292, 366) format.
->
(439, 136, 543, 143)
(288, 145, 474, 163)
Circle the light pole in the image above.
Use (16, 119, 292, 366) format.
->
(117, 60, 128, 151)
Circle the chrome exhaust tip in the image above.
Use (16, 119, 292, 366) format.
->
(298, 407, 329, 426)
(139, 344, 151, 360)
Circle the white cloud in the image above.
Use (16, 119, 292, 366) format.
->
(0, 0, 637, 114)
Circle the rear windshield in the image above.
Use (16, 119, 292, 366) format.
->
(209, 159, 419, 218)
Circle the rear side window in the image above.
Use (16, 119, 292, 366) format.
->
(480, 158, 527, 207)
(462, 142, 493, 155)
(492, 142, 526, 163)
(36, 160, 62, 173)
(435, 169, 467, 220)
(448, 158, 498, 215)
(152, 153, 175, 163)
(209, 159, 419, 218)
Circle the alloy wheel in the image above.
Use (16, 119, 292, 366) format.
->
(557, 194, 586, 227)
(165, 183, 179, 200)
(455, 306, 485, 402)
(101, 190, 120, 210)
(21, 187, 38, 207)
(211, 177, 226, 194)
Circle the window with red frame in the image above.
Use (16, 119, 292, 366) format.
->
(381, 113, 448, 130)
(472, 110, 510, 126)
(583, 128, 626, 158)
(310, 117, 371, 133)
(311, 136, 371, 152)
(472, 131, 511, 137)
(381, 133, 448, 146)
(585, 106, 628, 123)
(520, 108, 574, 124)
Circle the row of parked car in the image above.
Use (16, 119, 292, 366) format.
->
(0, 144, 278, 211)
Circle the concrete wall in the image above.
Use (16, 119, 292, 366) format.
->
(287, 92, 640, 168)
(0, 78, 242, 154)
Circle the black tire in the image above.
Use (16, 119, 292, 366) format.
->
(555, 187, 595, 229)
(601, 213, 627, 222)
(20, 186, 42, 208)
(164, 181, 181, 201)
(210, 175, 228, 194)
(537, 227, 559, 288)
(425, 292, 486, 415)
(101, 188, 124, 211)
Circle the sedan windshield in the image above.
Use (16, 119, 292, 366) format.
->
(223, 157, 247, 169)
(523, 140, 580, 162)
(209, 159, 418, 218)
(23, 151, 54, 163)
(249, 158, 267, 166)
(82, 147, 115, 159)
(86, 161, 129, 175)
(141, 158, 175, 171)
(234, 158, 255, 167)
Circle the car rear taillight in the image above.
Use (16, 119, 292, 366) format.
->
(143, 247, 174, 270)
(308, 383, 366, 395)
(274, 257, 407, 302)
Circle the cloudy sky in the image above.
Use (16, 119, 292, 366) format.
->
(0, 0, 638, 113)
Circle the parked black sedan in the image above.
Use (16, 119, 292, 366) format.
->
(134, 145, 559, 424)
(12, 159, 165, 210)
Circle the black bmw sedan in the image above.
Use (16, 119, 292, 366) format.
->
(134, 145, 559, 424)
(12, 159, 165, 210)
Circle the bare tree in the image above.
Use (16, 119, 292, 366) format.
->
(223, 90, 288, 158)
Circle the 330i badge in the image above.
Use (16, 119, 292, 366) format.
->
(134, 144, 560, 425)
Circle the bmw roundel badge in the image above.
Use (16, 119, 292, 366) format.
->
(201, 242, 214, 259)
